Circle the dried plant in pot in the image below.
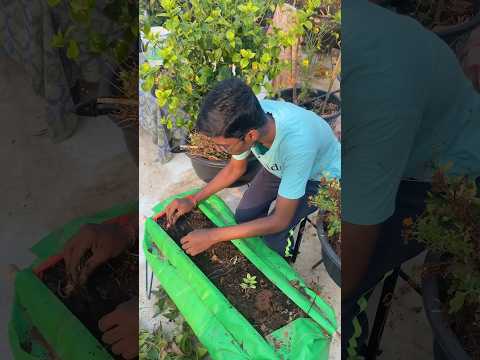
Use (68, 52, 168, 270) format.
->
(173, 133, 261, 187)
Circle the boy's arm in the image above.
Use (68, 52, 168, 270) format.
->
(180, 196, 299, 256)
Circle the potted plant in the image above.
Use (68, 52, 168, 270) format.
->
(376, 0, 480, 45)
(403, 169, 480, 359)
(274, 0, 342, 124)
(139, 0, 293, 185)
(310, 176, 341, 286)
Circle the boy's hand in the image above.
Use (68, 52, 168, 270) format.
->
(99, 298, 139, 359)
(63, 223, 130, 285)
(180, 229, 219, 256)
(165, 196, 196, 227)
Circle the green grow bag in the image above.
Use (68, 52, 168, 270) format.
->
(143, 190, 337, 360)
(9, 202, 137, 360)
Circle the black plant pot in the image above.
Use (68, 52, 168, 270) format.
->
(316, 217, 341, 286)
(276, 88, 341, 125)
(422, 251, 471, 360)
(187, 153, 261, 188)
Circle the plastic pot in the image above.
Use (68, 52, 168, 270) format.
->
(422, 251, 471, 360)
(276, 88, 341, 124)
(316, 217, 341, 287)
(186, 153, 261, 187)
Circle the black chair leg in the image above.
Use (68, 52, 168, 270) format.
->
(290, 217, 308, 263)
(366, 267, 401, 359)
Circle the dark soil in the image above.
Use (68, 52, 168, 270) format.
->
(157, 210, 305, 337)
(41, 244, 139, 360)
(308, 98, 340, 117)
(439, 275, 480, 359)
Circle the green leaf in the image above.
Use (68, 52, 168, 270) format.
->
(51, 32, 65, 48)
(449, 292, 466, 313)
(303, 20, 313, 30)
(66, 40, 80, 60)
(260, 53, 271, 63)
(142, 76, 154, 92)
(47, 0, 61, 6)
(240, 58, 249, 69)
(226, 30, 235, 41)
(196, 346, 208, 358)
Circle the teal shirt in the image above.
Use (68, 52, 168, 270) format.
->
(343, 0, 480, 225)
(233, 99, 341, 199)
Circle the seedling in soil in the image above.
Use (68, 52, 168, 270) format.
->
(240, 273, 258, 291)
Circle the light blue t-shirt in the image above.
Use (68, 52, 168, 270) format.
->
(343, 0, 480, 225)
(233, 99, 341, 199)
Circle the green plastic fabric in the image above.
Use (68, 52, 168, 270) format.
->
(9, 202, 137, 360)
(144, 190, 337, 360)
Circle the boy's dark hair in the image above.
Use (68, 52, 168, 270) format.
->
(196, 78, 267, 139)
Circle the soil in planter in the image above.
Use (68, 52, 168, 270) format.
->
(157, 210, 306, 337)
(308, 98, 340, 118)
(41, 244, 139, 360)
(439, 276, 480, 359)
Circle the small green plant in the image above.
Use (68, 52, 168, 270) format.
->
(240, 273, 257, 290)
(47, 0, 138, 62)
(403, 166, 480, 314)
(310, 176, 341, 241)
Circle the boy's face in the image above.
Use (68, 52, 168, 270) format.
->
(213, 130, 258, 155)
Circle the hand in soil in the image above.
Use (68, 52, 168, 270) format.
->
(165, 197, 196, 228)
(63, 223, 130, 286)
(180, 228, 219, 256)
(99, 298, 139, 359)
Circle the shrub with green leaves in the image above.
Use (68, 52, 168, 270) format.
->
(310, 176, 341, 241)
(403, 168, 480, 313)
(139, 0, 320, 131)
(47, 0, 138, 62)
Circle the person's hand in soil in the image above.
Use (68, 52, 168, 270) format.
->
(99, 298, 139, 359)
(181, 229, 219, 256)
(164, 196, 197, 228)
(63, 223, 130, 286)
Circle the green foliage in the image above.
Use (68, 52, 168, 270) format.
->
(139, 0, 293, 130)
(298, 0, 341, 101)
(140, 287, 209, 360)
(47, 0, 138, 63)
(310, 176, 341, 240)
(403, 168, 480, 313)
(240, 273, 257, 290)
